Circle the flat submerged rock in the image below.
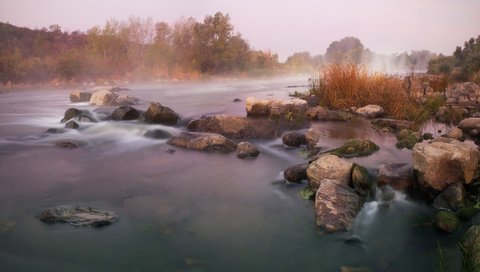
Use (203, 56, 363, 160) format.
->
(38, 205, 118, 227)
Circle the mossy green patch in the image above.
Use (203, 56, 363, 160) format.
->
(396, 129, 423, 149)
(434, 210, 461, 233)
(330, 139, 379, 158)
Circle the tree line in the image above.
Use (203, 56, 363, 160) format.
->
(428, 35, 480, 82)
(0, 12, 279, 85)
(2, 12, 475, 86)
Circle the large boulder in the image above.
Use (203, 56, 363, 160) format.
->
(89, 90, 119, 106)
(307, 155, 354, 191)
(111, 105, 140, 121)
(305, 126, 323, 149)
(377, 163, 413, 191)
(245, 97, 308, 117)
(355, 105, 384, 118)
(282, 131, 306, 147)
(412, 137, 480, 191)
(330, 139, 379, 158)
(38, 205, 118, 227)
(167, 132, 237, 153)
(188, 115, 277, 139)
(69, 91, 92, 102)
(315, 179, 362, 232)
(145, 102, 179, 125)
(236, 142, 260, 158)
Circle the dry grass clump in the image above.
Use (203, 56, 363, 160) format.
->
(311, 64, 420, 120)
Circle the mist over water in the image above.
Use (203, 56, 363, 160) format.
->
(0, 77, 464, 271)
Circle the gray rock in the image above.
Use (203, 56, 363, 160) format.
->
(284, 164, 308, 183)
(433, 182, 465, 211)
(38, 205, 118, 227)
(61, 108, 97, 123)
(55, 140, 80, 149)
(46, 128, 67, 134)
(111, 106, 140, 121)
(282, 131, 306, 147)
(188, 115, 277, 139)
(65, 120, 79, 129)
(377, 163, 413, 191)
(144, 129, 171, 139)
(315, 179, 362, 232)
(167, 132, 237, 153)
(236, 142, 259, 158)
(145, 102, 179, 125)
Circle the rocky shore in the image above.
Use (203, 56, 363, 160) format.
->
(38, 82, 480, 270)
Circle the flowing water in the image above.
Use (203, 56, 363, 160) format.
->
(0, 77, 464, 271)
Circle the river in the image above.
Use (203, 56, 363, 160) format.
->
(0, 76, 463, 271)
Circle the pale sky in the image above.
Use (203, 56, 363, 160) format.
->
(0, 0, 479, 60)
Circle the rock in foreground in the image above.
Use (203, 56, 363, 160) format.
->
(38, 205, 118, 227)
(315, 179, 362, 232)
(413, 138, 480, 191)
(167, 132, 237, 153)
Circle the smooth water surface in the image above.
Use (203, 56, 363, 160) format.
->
(0, 77, 463, 272)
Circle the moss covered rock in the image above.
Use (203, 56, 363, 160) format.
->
(434, 210, 461, 233)
(351, 164, 371, 196)
(330, 139, 379, 158)
(462, 225, 480, 272)
(396, 129, 423, 149)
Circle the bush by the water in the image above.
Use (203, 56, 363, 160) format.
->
(310, 64, 419, 120)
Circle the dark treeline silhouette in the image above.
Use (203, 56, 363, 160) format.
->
(0, 12, 279, 85)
